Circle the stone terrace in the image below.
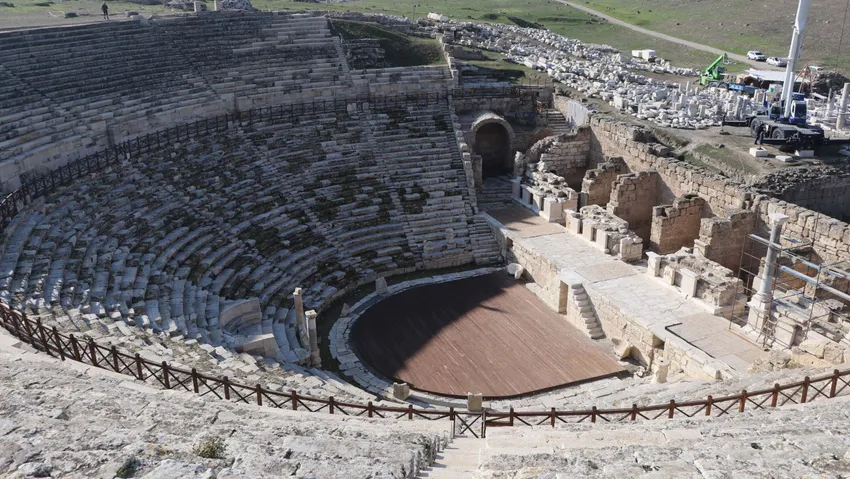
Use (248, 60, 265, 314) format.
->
(0, 339, 449, 478)
(474, 395, 850, 478)
(0, 13, 353, 191)
(0, 99, 500, 399)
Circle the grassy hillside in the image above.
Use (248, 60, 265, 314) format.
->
(330, 19, 444, 67)
(251, 0, 729, 70)
(581, 0, 850, 72)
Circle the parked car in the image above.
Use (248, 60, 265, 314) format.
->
(767, 56, 787, 67)
(747, 50, 766, 61)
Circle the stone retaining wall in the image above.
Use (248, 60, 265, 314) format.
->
(607, 170, 658, 242)
(581, 156, 626, 207)
(588, 116, 850, 264)
(649, 196, 705, 254)
(523, 127, 591, 188)
(774, 175, 850, 223)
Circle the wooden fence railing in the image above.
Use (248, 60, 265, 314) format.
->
(1, 300, 849, 438)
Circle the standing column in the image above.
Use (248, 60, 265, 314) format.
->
(837, 83, 850, 131)
(293, 287, 308, 348)
(305, 310, 321, 367)
(747, 213, 789, 332)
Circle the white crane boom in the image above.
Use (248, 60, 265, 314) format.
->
(781, 0, 811, 119)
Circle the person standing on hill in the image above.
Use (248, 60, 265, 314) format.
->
(102, 2, 109, 20)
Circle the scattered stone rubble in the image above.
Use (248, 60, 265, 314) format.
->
(441, 22, 760, 129)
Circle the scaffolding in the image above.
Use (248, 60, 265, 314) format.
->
(733, 230, 850, 350)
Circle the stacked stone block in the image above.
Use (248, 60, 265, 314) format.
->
(694, 210, 757, 272)
(521, 127, 591, 188)
(649, 195, 705, 254)
(581, 156, 627, 207)
(589, 116, 850, 266)
(0, 14, 351, 193)
(606, 170, 659, 242)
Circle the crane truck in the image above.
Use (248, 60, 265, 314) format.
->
(743, 0, 845, 150)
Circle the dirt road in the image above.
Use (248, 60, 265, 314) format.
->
(556, 0, 781, 71)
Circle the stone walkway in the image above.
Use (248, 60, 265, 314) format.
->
(489, 206, 766, 374)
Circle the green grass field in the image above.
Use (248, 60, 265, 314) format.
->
(1, 0, 763, 72)
(577, 0, 850, 73)
(330, 18, 444, 67)
(252, 0, 723, 69)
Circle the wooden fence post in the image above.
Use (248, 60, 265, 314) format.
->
(223, 376, 231, 400)
(161, 361, 171, 389)
(771, 384, 780, 407)
(291, 390, 297, 410)
(22, 312, 36, 346)
(111, 346, 119, 372)
(668, 400, 675, 419)
(70, 335, 81, 362)
(256, 385, 263, 406)
(738, 390, 747, 413)
(192, 368, 199, 393)
(591, 406, 597, 423)
(88, 339, 97, 366)
(801, 377, 810, 403)
(52, 327, 65, 361)
(36, 318, 52, 356)
(509, 406, 514, 426)
(329, 397, 335, 415)
(11, 310, 22, 339)
(135, 353, 144, 380)
(368, 401, 373, 418)
(551, 407, 556, 427)
(631, 404, 638, 421)
(830, 370, 840, 398)
(408, 405, 413, 420)
(705, 395, 713, 416)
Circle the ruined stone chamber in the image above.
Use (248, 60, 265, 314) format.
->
(349, 272, 624, 398)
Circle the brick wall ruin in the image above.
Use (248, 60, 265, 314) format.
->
(517, 127, 591, 187)
(694, 211, 757, 272)
(772, 174, 850, 223)
(588, 116, 850, 265)
(607, 170, 658, 242)
(580, 156, 627, 207)
(649, 196, 705, 254)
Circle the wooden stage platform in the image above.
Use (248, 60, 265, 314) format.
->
(351, 273, 625, 398)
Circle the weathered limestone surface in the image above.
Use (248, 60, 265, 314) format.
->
(649, 195, 705, 254)
(606, 170, 659, 242)
(0, 348, 448, 479)
(0, 14, 351, 193)
(477, 396, 850, 478)
(695, 210, 757, 272)
(521, 127, 591, 187)
(581, 156, 627, 207)
(589, 116, 850, 264)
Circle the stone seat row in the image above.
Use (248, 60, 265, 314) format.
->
(0, 14, 347, 166)
(0, 99, 486, 398)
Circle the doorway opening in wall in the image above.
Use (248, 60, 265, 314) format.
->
(475, 123, 511, 178)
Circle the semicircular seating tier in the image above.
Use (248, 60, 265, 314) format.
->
(0, 99, 501, 368)
(0, 13, 376, 191)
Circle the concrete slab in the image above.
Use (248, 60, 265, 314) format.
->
(487, 207, 564, 238)
(575, 261, 637, 283)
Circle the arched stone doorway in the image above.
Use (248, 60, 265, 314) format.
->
(471, 113, 515, 179)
